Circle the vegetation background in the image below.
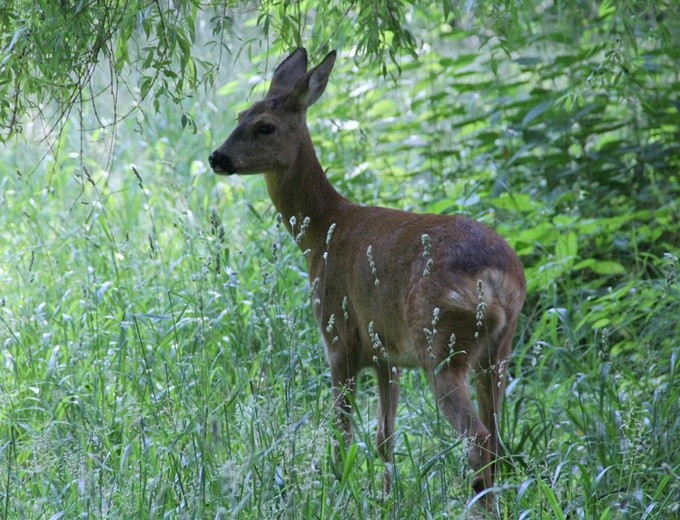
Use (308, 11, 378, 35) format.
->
(1, 0, 679, 518)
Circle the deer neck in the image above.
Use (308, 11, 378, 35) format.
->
(264, 131, 346, 252)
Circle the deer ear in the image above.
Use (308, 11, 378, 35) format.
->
(297, 51, 336, 108)
(267, 48, 308, 97)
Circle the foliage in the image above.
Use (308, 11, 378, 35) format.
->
(3, 1, 678, 142)
(0, 0, 420, 143)
(0, 0, 210, 141)
(1, 0, 679, 518)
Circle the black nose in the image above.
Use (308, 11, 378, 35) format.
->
(209, 151, 234, 174)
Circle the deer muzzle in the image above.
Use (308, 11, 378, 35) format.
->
(208, 150, 236, 175)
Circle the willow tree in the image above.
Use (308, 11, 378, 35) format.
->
(2, 1, 678, 143)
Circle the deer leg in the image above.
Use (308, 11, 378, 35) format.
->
(475, 330, 513, 483)
(375, 363, 400, 493)
(429, 364, 493, 497)
(329, 353, 358, 475)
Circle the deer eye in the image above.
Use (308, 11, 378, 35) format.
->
(255, 123, 275, 135)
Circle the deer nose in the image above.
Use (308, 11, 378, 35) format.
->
(209, 150, 235, 174)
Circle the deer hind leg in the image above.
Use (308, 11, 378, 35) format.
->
(429, 360, 494, 497)
(375, 363, 400, 493)
(474, 327, 514, 485)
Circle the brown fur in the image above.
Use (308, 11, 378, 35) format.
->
(209, 48, 526, 503)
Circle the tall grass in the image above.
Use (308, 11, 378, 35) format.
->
(1, 44, 679, 519)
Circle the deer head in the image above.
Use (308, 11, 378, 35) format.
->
(209, 48, 336, 176)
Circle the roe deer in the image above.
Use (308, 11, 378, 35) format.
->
(209, 48, 526, 501)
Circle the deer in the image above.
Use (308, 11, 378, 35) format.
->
(208, 48, 526, 503)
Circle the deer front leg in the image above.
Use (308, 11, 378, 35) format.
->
(375, 363, 400, 493)
(328, 350, 358, 479)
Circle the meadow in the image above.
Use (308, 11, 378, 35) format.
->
(1, 16, 679, 520)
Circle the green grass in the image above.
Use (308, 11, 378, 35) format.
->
(1, 47, 679, 518)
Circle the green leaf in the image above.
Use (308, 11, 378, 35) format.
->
(340, 443, 358, 483)
(598, 0, 616, 19)
(490, 193, 537, 212)
(522, 100, 553, 127)
(217, 80, 241, 97)
(574, 259, 625, 275)
(367, 99, 396, 118)
(555, 231, 578, 262)
(537, 479, 566, 520)
(590, 260, 626, 275)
